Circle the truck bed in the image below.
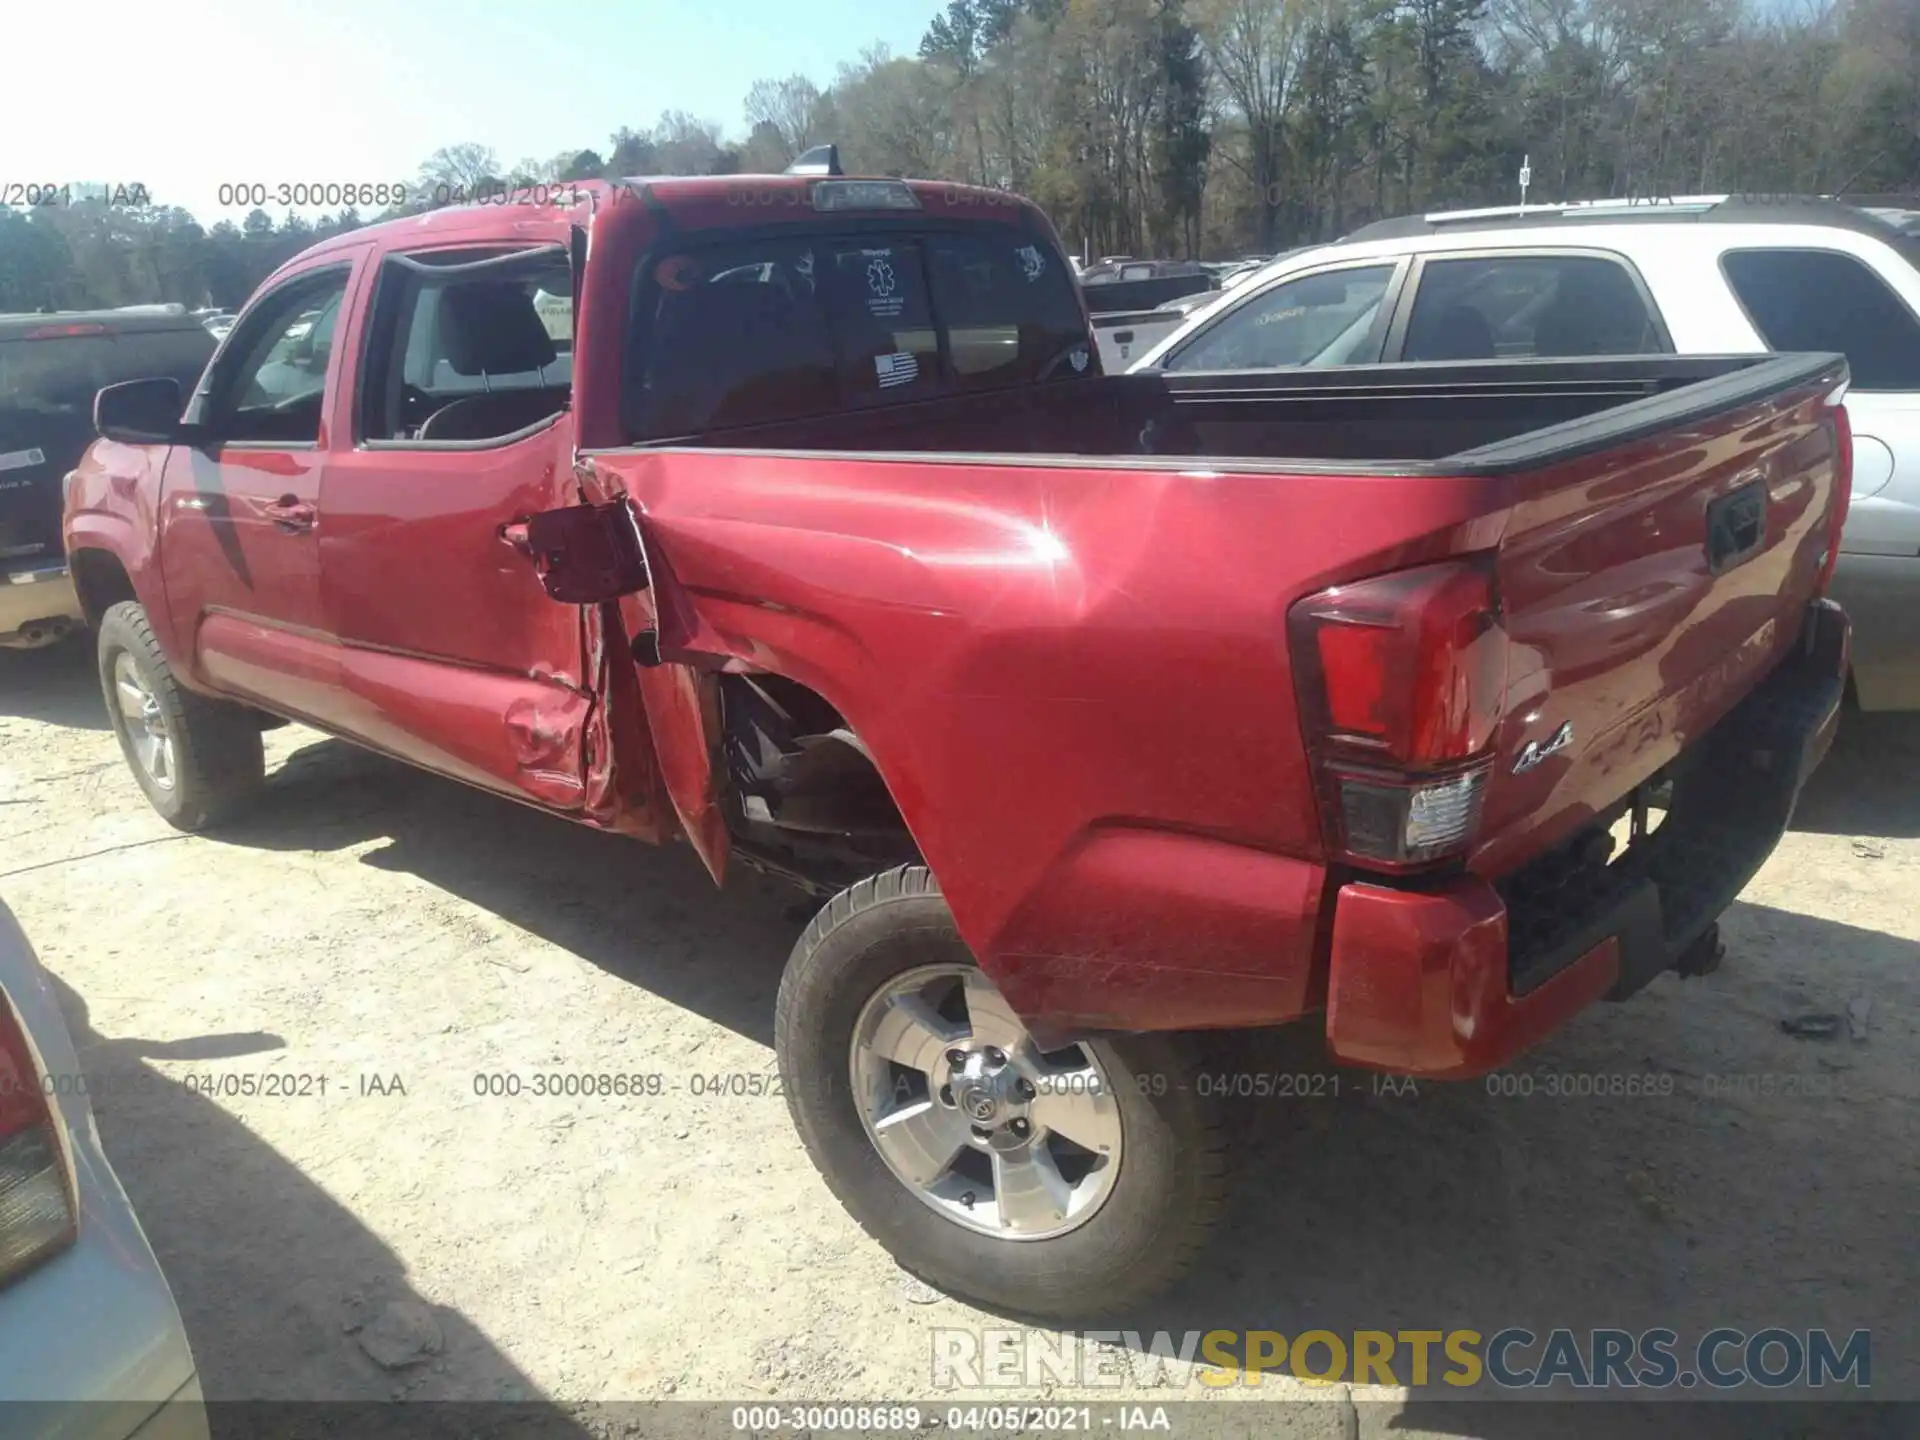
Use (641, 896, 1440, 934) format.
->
(645, 353, 1833, 473)
(577, 348, 1849, 1049)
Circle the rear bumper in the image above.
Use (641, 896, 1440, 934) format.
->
(1324, 598, 1849, 1079)
(0, 562, 84, 648)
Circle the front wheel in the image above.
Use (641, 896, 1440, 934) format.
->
(97, 601, 265, 830)
(775, 866, 1229, 1320)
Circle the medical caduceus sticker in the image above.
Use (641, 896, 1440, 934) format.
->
(867, 256, 897, 297)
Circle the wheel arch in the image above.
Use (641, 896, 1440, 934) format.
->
(716, 669, 923, 895)
(63, 518, 192, 673)
(67, 545, 139, 630)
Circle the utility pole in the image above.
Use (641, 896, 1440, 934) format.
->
(1519, 154, 1532, 212)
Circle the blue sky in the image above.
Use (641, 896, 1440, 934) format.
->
(4, 0, 948, 226)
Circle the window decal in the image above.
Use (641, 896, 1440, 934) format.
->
(875, 352, 920, 388)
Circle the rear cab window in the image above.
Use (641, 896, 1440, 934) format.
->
(620, 223, 1091, 441)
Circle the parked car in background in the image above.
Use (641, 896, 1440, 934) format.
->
(1865, 207, 1920, 239)
(1218, 254, 1279, 289)
(0, 897, 207, 1437)
(1089, 248, 1329, 368)
(1133, 194, 1920, 710)
(65, 168, 1850, 1318)
(0, 310, 216, 649)
(1079, 257, 1207, 287)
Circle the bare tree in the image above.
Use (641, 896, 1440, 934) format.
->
(416, 143, 502, 195)
(745, 75, 825, 163)
(1195, 0, 1310, 249)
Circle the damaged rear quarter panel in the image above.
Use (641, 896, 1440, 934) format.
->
(585, 445, 1511, 1036)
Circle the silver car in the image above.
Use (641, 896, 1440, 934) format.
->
(0, 898, 207, 1439)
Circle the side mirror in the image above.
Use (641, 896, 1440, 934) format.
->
(95, 378, 187, 445)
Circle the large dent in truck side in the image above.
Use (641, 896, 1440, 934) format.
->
(574, 456, 732, 879)
(579, 447, 1509, 1035)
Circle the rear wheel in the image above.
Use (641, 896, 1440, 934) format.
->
(97, 601, 264, 830)
(776, 866, 1229, 1320)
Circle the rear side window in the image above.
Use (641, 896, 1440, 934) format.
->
(360, 248, 574, 443)
(1402, 255, 1665, 361)
(1721, 248, 1920, 391)
(622, 228, 1090, 440)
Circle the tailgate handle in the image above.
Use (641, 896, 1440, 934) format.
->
(1705, 479, 1766, 575)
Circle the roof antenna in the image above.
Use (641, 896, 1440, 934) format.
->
(786, 144, 843, 178)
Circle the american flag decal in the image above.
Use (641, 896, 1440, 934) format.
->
(875, 351, 919, 388)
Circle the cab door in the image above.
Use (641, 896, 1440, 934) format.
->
(314, 241, 650, 819)
(160, 255, 366, 726)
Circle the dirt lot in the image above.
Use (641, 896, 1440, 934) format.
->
(1, 636, 1914, 1437)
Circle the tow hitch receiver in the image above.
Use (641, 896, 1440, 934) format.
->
(1673, 922, 1725, 978)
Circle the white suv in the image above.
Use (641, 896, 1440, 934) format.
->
(1134, 196, 1920, 710)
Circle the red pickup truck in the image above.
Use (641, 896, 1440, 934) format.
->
(64, 168, 1851, 1319)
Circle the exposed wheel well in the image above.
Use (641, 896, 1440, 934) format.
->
(719, 673, 920, 894)
(68, 548, 138, 630)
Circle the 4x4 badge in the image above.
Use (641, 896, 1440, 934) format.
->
(1513, 721, 1573, 774)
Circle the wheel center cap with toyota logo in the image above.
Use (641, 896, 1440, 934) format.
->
(961, 1086, 1000, 1122)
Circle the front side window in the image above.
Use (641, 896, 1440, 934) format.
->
(1722, 248, 1920, 391)
(1167, 264, 1396, 372)
(205, 270, 351, 445)
(1402, 254, 1665, 361)
(621, 227, 1090, 440)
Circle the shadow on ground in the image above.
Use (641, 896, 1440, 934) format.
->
(9, 650, 1914, 1436)
(190, 722, 1916, 1435)
(1077, 896, 1919, 1435)
(47, 970, 603, 1438)
(0, 635, 110, 731)
(1791, 709, 1920, 838)
(209, 735, 808, 1047)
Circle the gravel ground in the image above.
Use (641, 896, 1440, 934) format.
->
(1, 636, 1914, 1439)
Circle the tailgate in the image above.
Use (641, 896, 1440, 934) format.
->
(1465, 353, 1851, 879)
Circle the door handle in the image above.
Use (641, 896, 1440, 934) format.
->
(263, 496, 316, 532)
(499, 520, 533, 555)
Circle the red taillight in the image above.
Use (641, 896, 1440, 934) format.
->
(0, 990, 77, 1286)
(1818, 395, 1852, 596)
(1290, 556, 1510, 870)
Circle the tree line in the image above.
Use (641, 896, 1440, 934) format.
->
(3, 0, 1916, 314)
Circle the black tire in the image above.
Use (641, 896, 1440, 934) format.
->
(97, 601, 264, 830)
(776, 865, 1230, 1321)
